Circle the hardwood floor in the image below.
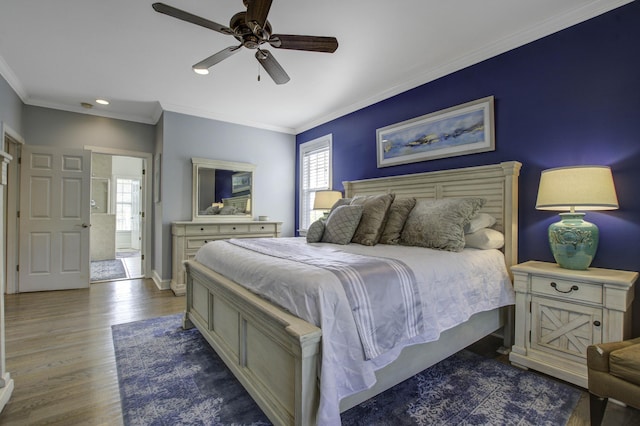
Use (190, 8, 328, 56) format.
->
(0, 280, 638, 425)
(0, 278, 185, 425)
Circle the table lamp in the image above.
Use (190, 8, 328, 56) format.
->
(535, 165, 618, 270)
(313, 190, 342, 218)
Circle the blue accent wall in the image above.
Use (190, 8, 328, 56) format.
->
(296, 2, 640, 333)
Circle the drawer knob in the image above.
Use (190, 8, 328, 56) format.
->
(550, 282, 579, 294)
(593, 320, 601, 327)
(200, 227, 204, 231)
(232, 227, 236, 230)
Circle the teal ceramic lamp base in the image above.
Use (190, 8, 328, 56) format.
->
(548, 212, 599, 270)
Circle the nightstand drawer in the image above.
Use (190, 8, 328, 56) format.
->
(531, 276, 602, 304)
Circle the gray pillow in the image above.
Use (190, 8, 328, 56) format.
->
(350, 193, 395, 246)
(379, 197, 416, 245)
(329, 197, 352, 214)
(306, 219, 325, 243)
(321, 205, 363, 245)
(400, 198, 486, 252)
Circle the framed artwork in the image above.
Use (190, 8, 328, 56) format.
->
(376, 96, 495, 168)
(232, 171, 251, 193)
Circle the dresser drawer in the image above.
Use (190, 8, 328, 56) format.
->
(186, 237, 219, 249)
(185, 224, 220, 235)
(250, 224, 275, 233)
(219, 224, 250, 234)
(531, 275, 602, 304)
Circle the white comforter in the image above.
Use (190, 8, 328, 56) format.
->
(194, 237, 515, 425)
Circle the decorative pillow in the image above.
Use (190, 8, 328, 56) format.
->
(400, 198, 486, 252)
(219, 206, 238, 215)
(329, 197, 352, 214)
(349, 193, 395, 246)
(379, 197, 417, 245)
(306, 219, 325, 243)
(464, 213, 496, 234)
(321, 205, 363, 245)
(464, 228, 505, 250)
(203, 205, 221, 215)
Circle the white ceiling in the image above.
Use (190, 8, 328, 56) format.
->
(0, 0, 632, 134)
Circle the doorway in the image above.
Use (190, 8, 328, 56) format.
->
(90, 154, 144, 282)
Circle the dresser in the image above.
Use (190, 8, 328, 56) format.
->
(509, 260, 637, 388)
(171, 220, 282, 295)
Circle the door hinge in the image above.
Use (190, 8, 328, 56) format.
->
(141, 254, 144, 261)
(142, 169, 146, 175)
(18, 157, 21, 164)
(17, 211, 20, 218)
(529, 330, 531, 342)
(16, 264, 19, 272)
(529, 301, 532, 312)
(141, 211, 145, 218)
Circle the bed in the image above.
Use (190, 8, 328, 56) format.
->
(183, 161, 522, 425)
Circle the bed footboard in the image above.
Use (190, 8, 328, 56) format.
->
(184, 260, 322, 426)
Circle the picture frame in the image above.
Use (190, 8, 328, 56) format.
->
(232, 171, 251, 193)
(376, 96, 495, 168)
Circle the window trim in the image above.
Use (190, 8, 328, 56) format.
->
(298, 134, 333, 232)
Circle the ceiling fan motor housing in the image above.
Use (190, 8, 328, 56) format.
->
(230, 11, 271, 49)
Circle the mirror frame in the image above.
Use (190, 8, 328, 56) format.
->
(192, 157, 256, 222)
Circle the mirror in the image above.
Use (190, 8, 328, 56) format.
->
(192, 158, 256, 222)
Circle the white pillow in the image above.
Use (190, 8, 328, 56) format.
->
(464, 213, 496, 234)
(465, 228, 504, 250)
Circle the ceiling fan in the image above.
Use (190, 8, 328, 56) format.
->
(152, 0, 339, 85)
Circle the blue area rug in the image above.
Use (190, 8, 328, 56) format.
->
(113, 314, 581, 425)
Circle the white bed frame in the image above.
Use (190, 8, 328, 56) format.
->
(183, 161, 522, 425)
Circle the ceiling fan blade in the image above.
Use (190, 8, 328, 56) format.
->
(255, 50, 290, 85)
(246, 0, 272, 33)
(193, 46, 243, 71)
(269, 34, 338, 53)
(152, 3, 233, 35)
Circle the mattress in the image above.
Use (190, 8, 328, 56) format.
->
(194, 237, 515, 424)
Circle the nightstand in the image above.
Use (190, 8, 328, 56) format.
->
(509, 260, 637, 388)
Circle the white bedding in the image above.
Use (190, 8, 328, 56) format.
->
(194, 237, 515, 425)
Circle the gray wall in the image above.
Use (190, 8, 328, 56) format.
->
(157, 111, 296, 279)
(1, 87, 295, 286)
(0, 74, 23, 136)
(23, 106, 155, 152)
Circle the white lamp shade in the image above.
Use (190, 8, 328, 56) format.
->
(535, 165, 619, 211)
(313, 190, 342, 210)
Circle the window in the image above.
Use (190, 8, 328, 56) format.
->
(299, 134, 332, 231)
(115, 178, 140, 231)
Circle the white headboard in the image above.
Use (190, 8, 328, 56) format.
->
(342, 161, 522, 271)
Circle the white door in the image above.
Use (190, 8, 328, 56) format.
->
(19, 146, 91, 291)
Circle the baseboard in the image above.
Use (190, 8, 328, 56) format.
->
(151, 270, 171, 291)
(0, 373, 14, 413)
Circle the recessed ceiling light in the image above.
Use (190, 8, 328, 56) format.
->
(96, 99, 109, 105)
(193, 67, 209, 75)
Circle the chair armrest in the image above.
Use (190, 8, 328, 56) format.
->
(587, 337, 640, 372)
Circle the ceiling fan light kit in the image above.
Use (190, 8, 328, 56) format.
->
(152, 0, 338, 84)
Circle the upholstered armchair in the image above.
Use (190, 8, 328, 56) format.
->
(587, 337, 640, 425)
